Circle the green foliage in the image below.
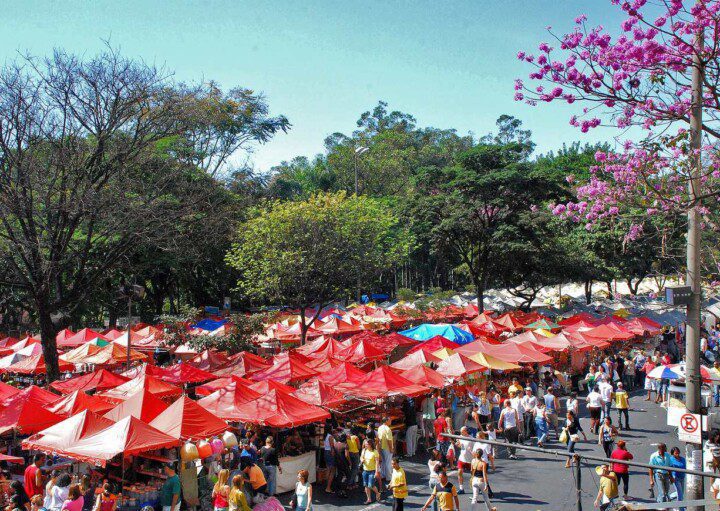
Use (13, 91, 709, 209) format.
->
(396, 288, 417, 301)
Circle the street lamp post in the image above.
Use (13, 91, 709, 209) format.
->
(354, 146, 369, 195)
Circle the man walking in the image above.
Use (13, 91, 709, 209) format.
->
(598, 376, 614, 421)
(520, 387, 537, 443)
(421, 470, 460, 511)
(498, 400, 520, 460)
(543, 387, 560, 439)
(377, 416, 395, 486)
(648, 443, 674, 503)
(403, 398, 418, 457)
(614, 383, 631, 430)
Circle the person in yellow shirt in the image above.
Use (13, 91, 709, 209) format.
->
(613, 382, 631, 430)
(421, 470, 459, 511)
(594, 465, 618, 510)
(377, 416, 395, 485)
(388, 457, 408, 511)
(507, 378, 523, 396)
(347, 431, 361, 489)
(360, 439, 381, 504)
(228, 475, 251, 511)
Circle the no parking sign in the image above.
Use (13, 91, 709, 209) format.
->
(678, 411, 702, 444)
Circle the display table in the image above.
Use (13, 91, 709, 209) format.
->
(276, 452, 316, 494)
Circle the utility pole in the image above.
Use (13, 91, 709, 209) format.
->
(685, 29, 705, 511)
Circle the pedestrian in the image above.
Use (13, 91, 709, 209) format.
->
(434, 409, 451, 461)
(485, 424, 497, 471)
(470, 449, 489, 505)
(23, 454, 45, 499)
(614, 383, 631, 430)
(377, 416, 395, 487)
(9, 481, 30, 511)
(475, 392, 491, 430)
(714, 361, 720, 407)
(422, 393, 437, 450)
(420, 470, 459, 511)
(566, 391, 579, 417)
(259, 437, 281, 496)
(48, 475, 71, 511)
(240, 459, 267, 501)
(323, 427, 336, 494)
(563, 411, 587, 468)
(332, 433, 350, 496)
(707, 430, 720, 473)
(533, 400, 548, 448)
(668, 446, 686, 509)
(360, 439, 381, 504)
(585, 365, 597, 392)
(597, 417, 619, 458)
(593, 465, 618, 511)
(648, 443, 674, 503)
(92, 484, 118, 511)
(543, 387, 560, 439)
(520, 387, 537, 441)
(60, 486, 83, 511)
(498, 399, 520, 460)
(455, 427, 474, 494)
(403, 398, 418, 458)
(42, 471, 59, 511)
(79, 476, 93, 511)
(586, 385, 603, 435)
(643, 358, 657, 401)
(508, 391, 525, 440)
(291, 471, 311, 511)
(212, 469, 230, 511)
(598, 376, 614, 421)
(623, 357, 635, 391)
(427, 450, 442, 511)
(508, 378, 522, 395)
(610, 440, 633, 499)
(161, 463, 181, 511)
(347, 429, 361, 489)
(228, 476, 251, 511)
(387, 458, 407, 511)
(488, 389, 501, 427)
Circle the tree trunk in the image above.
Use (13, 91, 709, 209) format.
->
(605, 281, 613, 297)
(475, 278, 485, 312)
(36, 298, 61, 382)
(584, 279, 593, 305)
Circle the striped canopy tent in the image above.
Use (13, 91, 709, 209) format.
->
(292, 380, 347, 408)
(436, 353, 487, 380)
(149, 396, 228, 441)
(22, 410, 113, 453)
(47, 390, 115, 416)
(197, 382, 263, 421)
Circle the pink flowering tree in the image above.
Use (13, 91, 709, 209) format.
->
(517, 0, 720, 239)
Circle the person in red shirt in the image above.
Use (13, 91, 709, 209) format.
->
(24, 453, 45, 498)
(642, 359, 657, 401)
(610, 440, 634, 499)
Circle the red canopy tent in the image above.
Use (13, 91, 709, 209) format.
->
(126, 363, 216, 385)
(0, 386, 65, 435)
(583, 324, 635, 343)
(22, 410, 114, 453)
(197, 382, 263, 421)
(57, 328, 109, 349)
(565, 330, 610, 349)
(508, 332, 573, 353)
(55, 329, 75, 344)
(301, 356, 343, 374)
(102, 329, 125, 341)
(621, 317, 663, 336)
(471, 321, 511, 338)
(315, 317, 364, 337)
(3, 354, 73, 375)
(0, 381, 19, 401)
(59, 416, 180, 466)
(298, 338, 349, 359)
(559, 313, 599, 326)
(0, 454, 23, 463)
(494, 314, 526, 332)
(378, 332, 418, 350)
(149, 396, 227, 440)
(50, 369, 129, 395)
(336, 338, 387, 364)
(59, 343, 104, 364)
(48, 390, 115, 416)
(250, 353, 319, 384)
(225, 389, 330, 427)
(407, 336, 460, 355)
(212, 352, 271, 378)
(195, 375, 255, 397)
(463, 340, 553, 364)
(397, 366, 446, 388)
(315, 362, 368, 390)
(99, 374, 182, 402)
(189, 350, 230, 372)
(292, 380, 347, 408)
(103, 388, 169, 422)
(248, 380, 297, 395)
(351, 366, 430, 399)
(390, 350, 442, 370)
(436, 353, 486, 379)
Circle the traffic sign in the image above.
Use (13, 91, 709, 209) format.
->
(679, 412, 702, 443)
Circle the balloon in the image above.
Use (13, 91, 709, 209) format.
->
(180, 442, 199, 461)
(196, 440, 213, 459)
(210, 438, 224, 454)
(222, 431, 238, 448)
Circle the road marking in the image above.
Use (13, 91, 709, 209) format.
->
(356, 485, 427, 511)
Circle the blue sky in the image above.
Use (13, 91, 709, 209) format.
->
(1, 1, 629, 172)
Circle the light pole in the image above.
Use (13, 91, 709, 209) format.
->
(354, 146, 369, 195)
(119, 280, 145, 371)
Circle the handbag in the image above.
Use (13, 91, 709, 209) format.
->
(559, 428, 569, 444)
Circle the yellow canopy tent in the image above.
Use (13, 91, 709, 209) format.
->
(431, 347, 456, 360)
(466, 352, 521, 371)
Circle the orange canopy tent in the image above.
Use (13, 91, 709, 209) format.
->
(0, 386, 65, 435)
(22, 410, 114, 453)
(407, 336, 460, 355)
(195, 375, 255, 397)
(224, 389, 330, 427)
(48, 390, 115, 416)
(436, 353, 486, 379)
(83, 343, 148, 366)
(99, 374, 181, 402)
(292, 380, 346, 408)
(315, 362, 368, 390)
(59, 416, 180, 467)
(149, 396, 227, 440)
(197, 382, 263, 421)
(351, 366, 429, 399)
(397, 365, 446, 388)
(103, 388, 169, 423)
(336, 338, 387, 364)
(3, 354, 73, 375)
(250, 353, 319, 384)
(390, 350, 442, 370)
(57, 328, 109, 349)
(50, 369, 129, 395)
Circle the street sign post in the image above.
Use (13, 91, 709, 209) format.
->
(679, 412, 702, 444)
(666, 286, 693, 306)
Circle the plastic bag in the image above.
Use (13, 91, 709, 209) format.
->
(559, 428, 568, 444)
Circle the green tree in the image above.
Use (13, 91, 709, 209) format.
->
(226, 192, 412, 343)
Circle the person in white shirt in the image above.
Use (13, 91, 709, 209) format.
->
(509, 391, 525, 437)
(598, 378, 614, 421)
(520, 387, 537, 443)
(586, 385, 603, 435)
(455, 426, 475, 493)
(566, 392, 579, 416)
(498, 400, 520, 459)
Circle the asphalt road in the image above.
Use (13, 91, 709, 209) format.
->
(276, 390, 712, 511)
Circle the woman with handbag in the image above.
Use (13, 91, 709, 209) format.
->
(564, 411, 587, 468)
(597, 417, 619, 458)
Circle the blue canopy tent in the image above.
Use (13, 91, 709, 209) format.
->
(399, 324, 474, 345)
(192, 318, 227, 332)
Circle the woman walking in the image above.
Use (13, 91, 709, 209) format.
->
(610, 440, 633, 499)
(360, 439, 382, 504)
(292, 471, 312, 511)
(564, 411, 587, 468)
(533, 401, 548, 448)
(476, 392, 491, 430)
(212, 469, 230, 511)
(470, 449, 489, 505)
(598, 417, 619, 458)
(586, 385, 603, 435)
